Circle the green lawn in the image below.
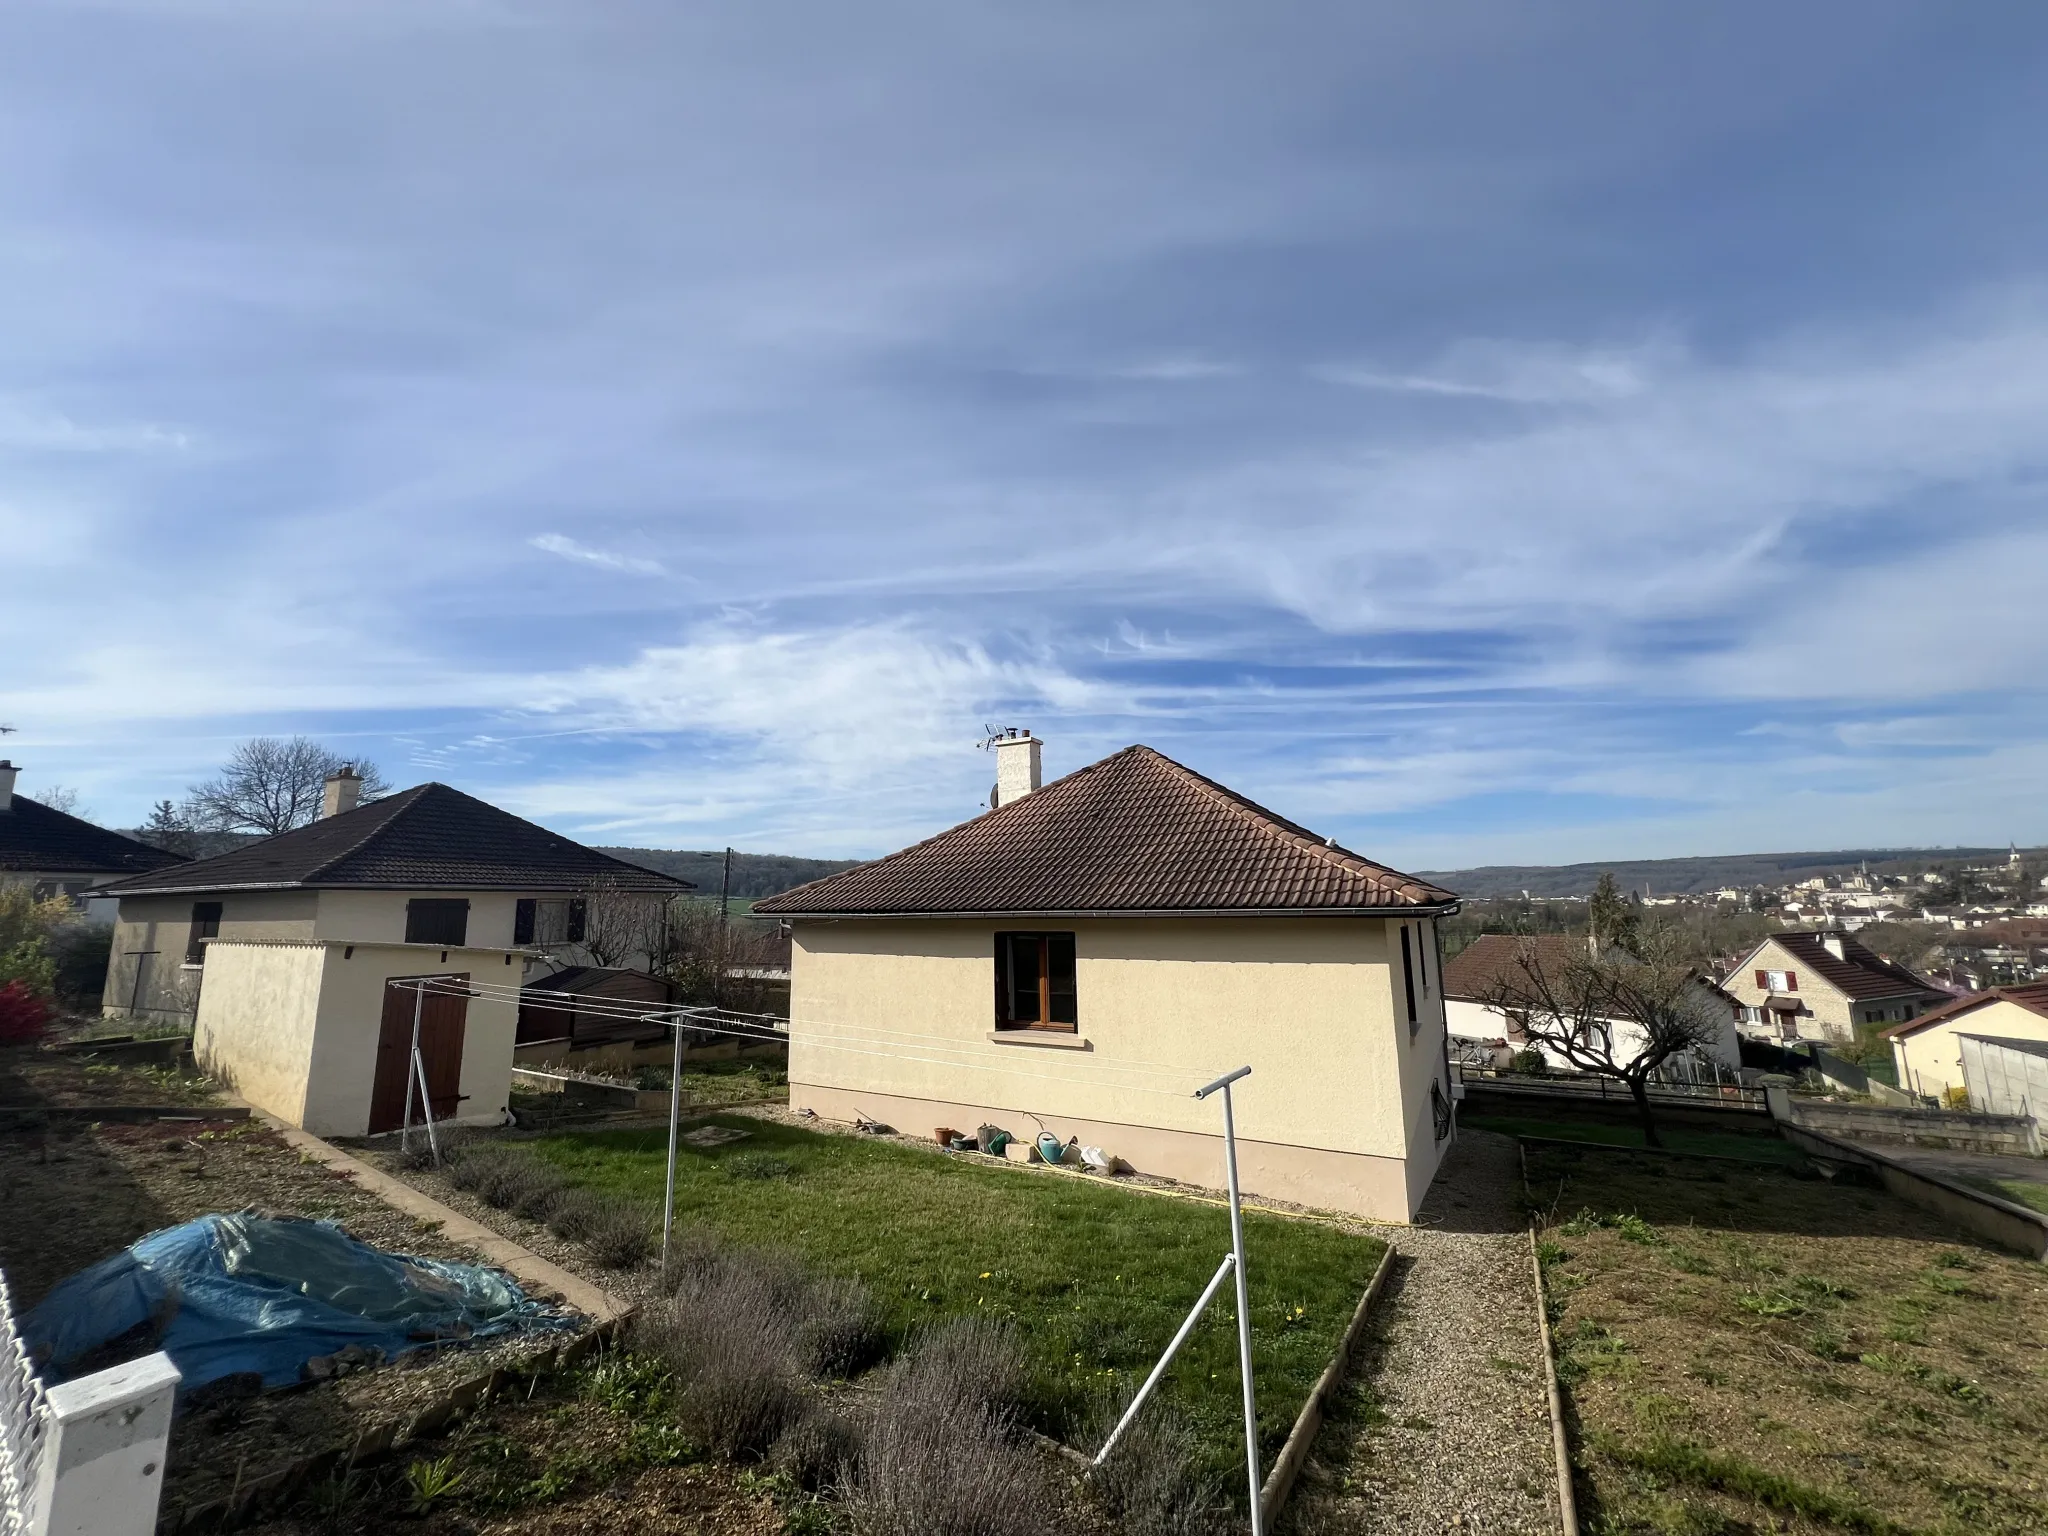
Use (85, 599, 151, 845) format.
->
(526, 1116, 1382, 1477)
(1462, 1111, 1808, 1166)
(1963, 1175, 2048, 1216)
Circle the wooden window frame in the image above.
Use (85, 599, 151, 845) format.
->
(993, 931, 1078, 1032)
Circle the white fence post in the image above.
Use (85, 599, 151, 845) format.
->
(27, 1354, 179, 1536)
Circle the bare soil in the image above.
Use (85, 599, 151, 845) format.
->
(0, 1047, 594, 1524)
(1528, 1142, 2048, 1535)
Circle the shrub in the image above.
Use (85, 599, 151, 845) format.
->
(511, 1162, 569, 1220)
(578, 1197, 658, 1269)
(1085, 1399, 1228, 1536)
(633, 1290, 804, 1458)
(892, 1317, 1028, 1423)
(0, 981, 53, 1047)
(445, 1143, 494, 1192)
(395, 1127, 470, 1172)
(545, 1185, 601, 1240)
(770, 1404, 864, 1492)
(796, 1274, 887, 1380)
(1508, 1048, 1547, 1076)
(849, 1381, 1053, 1536)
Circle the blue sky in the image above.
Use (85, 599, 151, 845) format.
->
(3, 1, 2046, 867)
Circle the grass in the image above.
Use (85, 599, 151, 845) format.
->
(1463, 1111, 1809, 1167)
(524, 1114, 1382, 1481)
(1528, 1142, 2048, 1535)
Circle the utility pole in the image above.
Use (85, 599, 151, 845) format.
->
(717, 846, 733, 1005)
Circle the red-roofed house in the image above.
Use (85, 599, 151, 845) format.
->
(1723, 930, 1948, 1045)
(754, 737, 1463, 1221)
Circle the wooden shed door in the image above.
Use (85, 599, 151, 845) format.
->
(370, 975, 469, 1134)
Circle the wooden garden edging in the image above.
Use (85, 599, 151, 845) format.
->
(1256, 1241, 1397, 1528)
(1529, 1227, 1579, 1536)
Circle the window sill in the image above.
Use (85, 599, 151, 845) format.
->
(987, 1030, 1092, 1051)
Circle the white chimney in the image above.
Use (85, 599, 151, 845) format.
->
(1820, 931, 1847, 960)
(991, 730, 1042, 809)
(0, 761, 14, 812)
(321, 765, 362, 819)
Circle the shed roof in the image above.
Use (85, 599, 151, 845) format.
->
(100, 783, 693, 898)
(0, 794, 187, 879)
(755, 745, 1457, 918)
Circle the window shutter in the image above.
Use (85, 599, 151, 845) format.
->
(1400, 925, 1417, 1028)
(1755, 969, 1769, 989)
(514, 899, 536, 946)
(566, 899, 587, 943)
(1784, 971, 1797, 991)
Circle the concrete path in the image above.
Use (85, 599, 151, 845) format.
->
(1881, 1144, 2048, 1194)
(1283, 1130, 1559, 1535)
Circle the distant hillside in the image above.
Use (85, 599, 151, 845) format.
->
(1418, 847, 2028, 900)
(595, 848, 860, 902)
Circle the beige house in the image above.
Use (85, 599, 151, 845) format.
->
(756, 738, 1463, 1223)
(98, 774, 689, 1136)
(1885, 982, 2048, 1103)
(1723, 930, 1947, 1045)
(0, 760, 184, 911)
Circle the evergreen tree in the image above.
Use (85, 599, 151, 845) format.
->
(1589, 871, 1641, 954)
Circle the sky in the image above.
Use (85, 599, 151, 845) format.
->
(3, 1, 2046, 869)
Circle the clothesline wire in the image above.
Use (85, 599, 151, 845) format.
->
(387, 975, 1201, 1099)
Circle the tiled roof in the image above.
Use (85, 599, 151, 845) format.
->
(1886, 980, 2048, 1039)
(0, 795, 187, 878)
(1759, 931, 1946, 1002)
(99, 784, 693, 897)
(1440, 934, 1595, 1001)
(755, 745, 1457, 917)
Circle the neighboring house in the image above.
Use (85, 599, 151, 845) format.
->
(1723, 930, 1947, 1045)
(755, 738, 1463, 1223)
(95, 773, 691, 1137)
(1956, 1035, 2048, 1125)
(1441, 933, 1741, 1072)
(516, 966, 673, 1051)
(0, 760, 185, 913)
(1883, 982, 2048, 1102)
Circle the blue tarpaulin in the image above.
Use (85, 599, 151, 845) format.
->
(24, 1210, 573, 1394)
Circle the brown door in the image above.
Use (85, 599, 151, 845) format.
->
(370, 975, 469, 1134)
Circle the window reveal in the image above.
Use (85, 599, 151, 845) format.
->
(186, 901, 222, 965)
(994, 932, 1078, 1031)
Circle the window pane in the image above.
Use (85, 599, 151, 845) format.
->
(1011, 933, 1042, 1021)
(1046, 933, 1077, 1026)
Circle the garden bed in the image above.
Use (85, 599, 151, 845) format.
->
(380, 1111, 1386, 1497)
(1527, 1140, 2048, 1535)
(0, 1048, 596, 1524)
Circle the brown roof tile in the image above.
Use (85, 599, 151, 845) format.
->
(1440, 933, 1594, 1000)
(1760, 931, 1947, 1002)
(755, 745, 1458, 917)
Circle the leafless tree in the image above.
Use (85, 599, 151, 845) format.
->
(184, 737, 390, 836)
(568, 877, 671, 970)
(662, 899, 789, 1014)
(1474, 934, 1729, 1147)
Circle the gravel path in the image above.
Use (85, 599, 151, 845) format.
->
(1284, 1130, 1558, 1535)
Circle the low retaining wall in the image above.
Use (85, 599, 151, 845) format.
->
(1461, 1084, 1776, 1135)
(1775, 1122, 2048, 1262)
(1783, 1099, 2041, 1157)
(509, 1067, 669, 1115)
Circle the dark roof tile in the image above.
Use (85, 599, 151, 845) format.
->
(756, 745, 1456, 916)
(0, 796, 187, 878)
(100, 784, 692, 897)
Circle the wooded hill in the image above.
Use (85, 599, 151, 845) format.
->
(1417, 846, 2031, 900)
(595, 848, 859, 903)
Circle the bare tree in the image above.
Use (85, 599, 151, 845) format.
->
(569, 877, 671, 970)
(184, 738, 391, 836)
(1475, 935, 1730, 1148)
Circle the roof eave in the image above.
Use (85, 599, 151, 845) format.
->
(764, 901, 1464, 920)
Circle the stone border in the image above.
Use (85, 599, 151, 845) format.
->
(1256, 1241, 1397, 1528)
(1529, 1228, 1580, 1536)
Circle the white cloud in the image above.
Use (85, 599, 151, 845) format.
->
(528, 533, 666, 577)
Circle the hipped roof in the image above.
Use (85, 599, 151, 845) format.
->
(756, 745, 1457, 918)
(0, 794, 187, 878)
(101, 783, 693, 897)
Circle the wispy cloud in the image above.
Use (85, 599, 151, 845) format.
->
(528, 534, 666, 577)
